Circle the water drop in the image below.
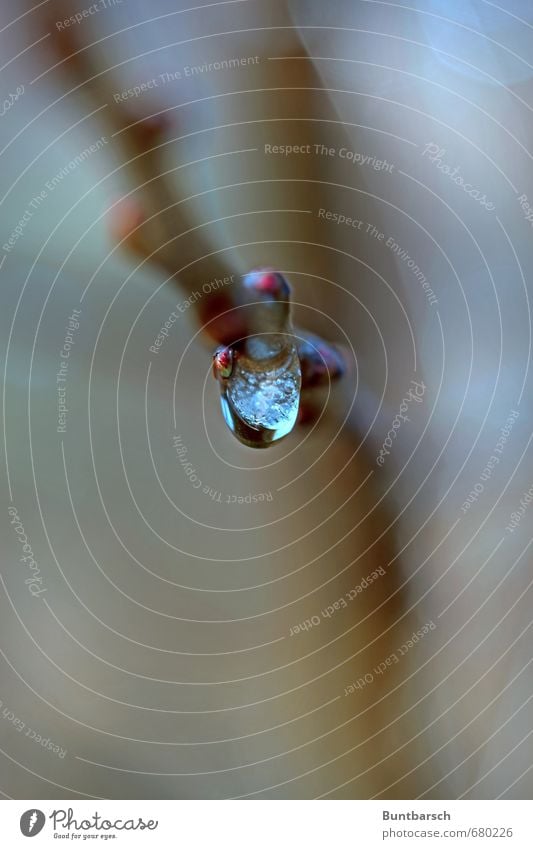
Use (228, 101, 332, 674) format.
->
(212, 271, 302, 448)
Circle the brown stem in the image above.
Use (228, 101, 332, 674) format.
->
(36, 1, 347, 385)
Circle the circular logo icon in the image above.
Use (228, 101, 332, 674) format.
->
(20, 810, 46, 837)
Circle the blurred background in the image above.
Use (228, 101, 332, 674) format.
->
(0, 0, 532, 799)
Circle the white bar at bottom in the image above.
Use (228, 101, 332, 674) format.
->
(1, 799, 530, 848)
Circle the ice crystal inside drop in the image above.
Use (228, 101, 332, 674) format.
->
(219, 334, 301, 448)
(212, 269, 302, 448)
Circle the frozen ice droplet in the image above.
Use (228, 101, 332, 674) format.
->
(212, 271, 302, 448)
(218, 336, 301, 448)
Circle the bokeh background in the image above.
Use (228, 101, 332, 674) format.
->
(1, 0, 532, 799)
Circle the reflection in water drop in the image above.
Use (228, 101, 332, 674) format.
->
(217, 335, 301, 448)
(212, 269, 302, 449)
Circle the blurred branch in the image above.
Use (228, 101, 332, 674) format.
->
(33, 1, 346, 390)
